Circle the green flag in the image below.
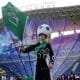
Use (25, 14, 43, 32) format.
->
(2, 2, 28, 41)
(23, 76, 33, 80)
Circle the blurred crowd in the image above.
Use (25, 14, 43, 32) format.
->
(57, 71, 80, 80)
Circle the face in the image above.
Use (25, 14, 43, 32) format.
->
(39, 34, 47, 41)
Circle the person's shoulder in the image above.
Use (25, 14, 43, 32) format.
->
(46, 42, 51, 47)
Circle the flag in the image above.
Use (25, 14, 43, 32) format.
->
(2, 2, 28, 41)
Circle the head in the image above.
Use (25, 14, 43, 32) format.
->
(69, 70, 74, 75)
(39, 33, 47, 41)
(37, 24, 52, 41)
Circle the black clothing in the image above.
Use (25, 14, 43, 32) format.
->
(23, 42, 54, 80)
(15, 76, 22, 80)
(69, 74, 76, 80)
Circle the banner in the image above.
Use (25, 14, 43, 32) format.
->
(2, 2, 28, 41)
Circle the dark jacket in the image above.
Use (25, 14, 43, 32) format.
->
(22, 41, 54, 80)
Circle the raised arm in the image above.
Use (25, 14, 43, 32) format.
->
(20, 43, 39, 53)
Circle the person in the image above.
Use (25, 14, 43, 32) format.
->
(68, 71, 76, 80)
(20, 24, 54, 80)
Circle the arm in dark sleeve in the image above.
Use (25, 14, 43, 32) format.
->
(47, 43, 54, 64)
(21, 44, 38, 53)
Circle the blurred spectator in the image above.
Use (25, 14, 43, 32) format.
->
(57, 76, 62, 80)
(68, 71, 76, 80)
(65, 74, 68, 80)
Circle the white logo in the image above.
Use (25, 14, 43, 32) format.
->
(8, 11, 19, 27)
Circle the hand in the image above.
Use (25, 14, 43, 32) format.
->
(14, 42, 24, 52)
(48, 63, 53, 69)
